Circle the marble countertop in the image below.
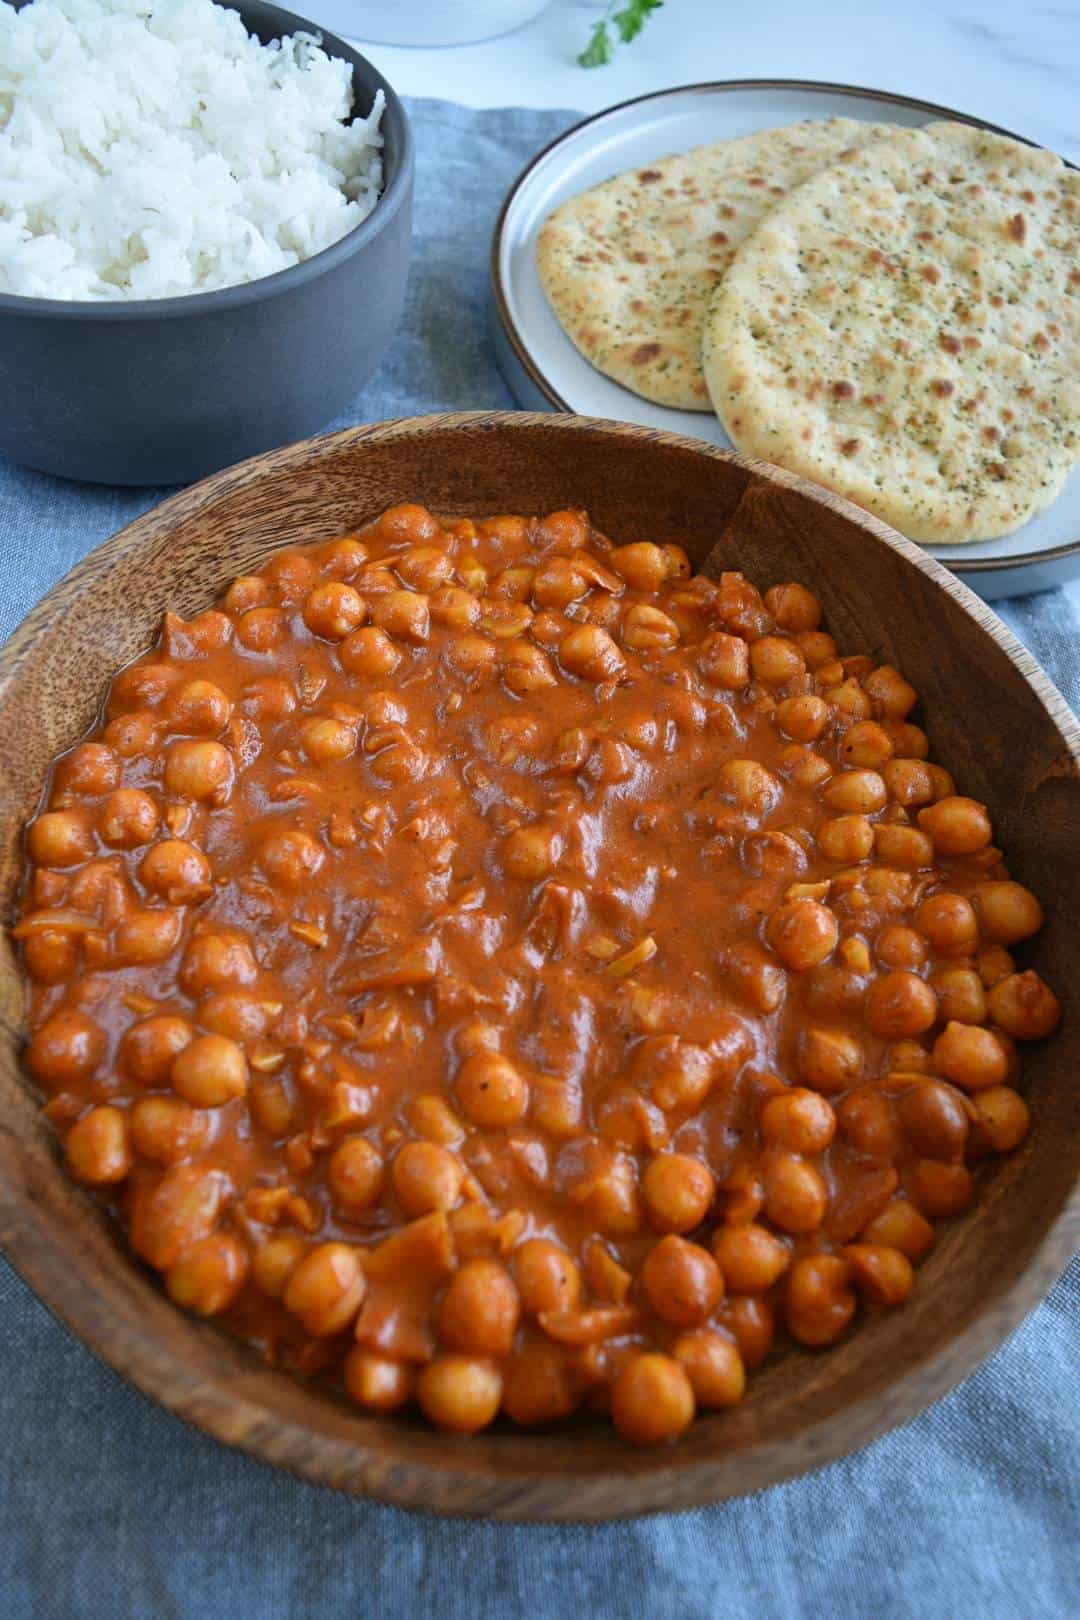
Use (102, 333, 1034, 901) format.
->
(348, 0, 1079, 160)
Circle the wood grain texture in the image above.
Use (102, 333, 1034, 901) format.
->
(1, 412, 1077, 1519)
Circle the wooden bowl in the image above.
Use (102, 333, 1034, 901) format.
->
(1, 412, 1077, 1519)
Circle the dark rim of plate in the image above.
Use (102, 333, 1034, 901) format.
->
(490, 78, 1080, 577)
(0, 0, 414, 322)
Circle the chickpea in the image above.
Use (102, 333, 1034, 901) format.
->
(164, 739, 232, 802)
(456, 1051, 528, 1127)
(715, 758, 779, 815)
(302, 582, 367, 641)
(54, 742, 119, 798)
(882, 758, 934, 808)
(532, 557, 587, 609)
(766, 901, 838, 971)
(392, 1141, 463, 1217)
(764, 582, 821, 632)
(166, 1231, 248, 1316)
(339, 625, 402, 679)
(931, 1022, 1009, 1091)
(642, 1153, 715, 1233)
(972, 1086, 1031, 1154)
(612, 1353, 695, 1447)
(116, 907, 182, 966)
(515, 1239, 582, 1317)
(171, 1033, 248, 1108)
(843, 1244, 914, 1307)
(977, 945, 1015, 988)
(915, 892, 978, 957)
(107, 662, 182, 715)
(883, 720, 930, 759)
(873, 824, 934, 870)
(750, 635, 805, 687)
(559, 624, 625, 683)
(501, 1344, 578, 1428)
(865, 971, 938, 1039)
(886, 1040, 932, 1073)
(931, 967, 987, 1025)
(876, 925, 928, 971)
(236, 606, 285, 652)
(862, 665, 918, 718)
(241, 675, 297, 721)
(502, 824, 558, 881)
(973, 881, 1044, 945)
(224, 575, 273, 615)
(835, 1087, 902, 1160)
(610, 541, 669, 592)
(26, 1008, 105, 1087)
(129, 1095, 208, 1164)
(65, 1105, 132, 1185)
(437, 1258, 520, 1355)
(320, 536, 368, 580)
(640, 1236, 722, 1328)
(762, 1153, 827, 1234)
(785, 1254, 856, 1347)
(822, 770, 887, 816)
(780, 745, 833, 791)
(817, 814, 874, 864)
(840, 721, 894, 771)
(27, 809, 95, 868)
(761, 1086, 837, 1152)
(139, 839, 212, 905)
(898, 1079, 970, 1159)
(861, 1198, 935, 1262)
(909, 1160, 974, 1218)
(327, 1136, 385, 1216)
(503, 641, 557, 694)
(417, 1356, 503, 1434)
(826, 678, 873, 719)
(301, 716, 356, 766)
(377, 503, 439, 545)
(263, 551, 319, 603)
(796, 1029, 863, 1095)
(918, 796, 992, 857)
(251, 1233, 306, 1300)
(712, 1224, 790, 1293)
(343, 1348, 415, 1413)
(445, 634, 498, 680)
(774, 694, 829, 743)
(429, 586, 480, 632)
(283, 1242, 367, 1337)
(370, 589, 430, 643)
(986, 971, 1061, 1040)
(258, 826, 325, 888)
(620, 602, 678, 653)
(718, 1295, 775, 1369)
(699, 630, 750, 690)
(166, 679, 232, 736)
(399, 546, 456, 594)
(121, 1015, 193, 1086)
(795, 629, 836, 669)
(180, 931, 257, 994)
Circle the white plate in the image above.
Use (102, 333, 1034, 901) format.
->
(491, 81, 1080, 600)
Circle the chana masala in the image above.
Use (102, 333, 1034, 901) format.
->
(16, 504, 1061, 1447)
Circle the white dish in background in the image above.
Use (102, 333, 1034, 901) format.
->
(320, 0, 550, 48)
(491, 81, 1080, 600)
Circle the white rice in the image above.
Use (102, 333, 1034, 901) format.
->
(0, 0, 386, 300)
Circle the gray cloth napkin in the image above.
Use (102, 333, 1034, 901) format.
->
(1, 97, 1077, 1620)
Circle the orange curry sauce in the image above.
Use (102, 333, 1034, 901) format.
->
(16, 504, 1060, 1445)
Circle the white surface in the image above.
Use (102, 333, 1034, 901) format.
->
(349, 0, 1079, 164)
(316, 1, 549, 48)
(494, 81, 1080, 590)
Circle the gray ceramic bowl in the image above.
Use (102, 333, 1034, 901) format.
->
(0, 0, 414, 486)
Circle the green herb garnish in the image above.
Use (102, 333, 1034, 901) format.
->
(579, 0, 664, 68)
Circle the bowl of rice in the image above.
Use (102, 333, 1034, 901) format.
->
(0, 0, 414, 484)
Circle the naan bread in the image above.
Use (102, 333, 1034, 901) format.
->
(703, 121, 1080, 542)
(536, 119, 896, 411)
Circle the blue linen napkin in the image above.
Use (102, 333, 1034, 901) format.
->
(1, 97, 1077, 1619)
